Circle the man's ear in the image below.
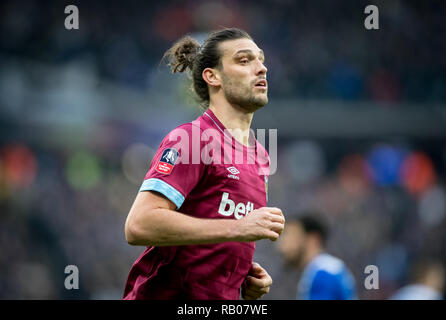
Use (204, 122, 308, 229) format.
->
(202, 67, 221, 88)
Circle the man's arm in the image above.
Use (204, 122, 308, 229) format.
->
(125, 191, 285, 246)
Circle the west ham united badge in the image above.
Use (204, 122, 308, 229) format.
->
(156, 148, 179, 175)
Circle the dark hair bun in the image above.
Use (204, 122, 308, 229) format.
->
(164, 36, 200, 73)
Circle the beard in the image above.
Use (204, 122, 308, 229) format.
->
(221, 73, 268, 112)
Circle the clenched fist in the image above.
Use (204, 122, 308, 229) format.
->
(234, 207, 285, 242)
(242, 262, 273, 300)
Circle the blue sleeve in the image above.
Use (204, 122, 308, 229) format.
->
(139, 178, 185, 209)
(309, 270, 337, 300)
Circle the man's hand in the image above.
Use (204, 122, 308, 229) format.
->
(235, 207, 285, 242)
(242, 262, 273, 300)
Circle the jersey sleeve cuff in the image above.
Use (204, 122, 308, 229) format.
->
(139, 178, 185, 209)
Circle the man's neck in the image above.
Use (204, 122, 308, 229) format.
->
(302, 247, 323, 269)
(208, 102, 254, 147)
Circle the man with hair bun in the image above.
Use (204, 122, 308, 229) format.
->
(123, 28, 285, 300)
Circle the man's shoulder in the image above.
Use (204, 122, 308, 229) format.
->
(169, 119, 204, 133)
(160, 118, 207, 143)
(310, 254, 347, 275)
(167, 112, 217, 136)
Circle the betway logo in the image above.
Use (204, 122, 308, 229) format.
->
(218, 192, 254, 220)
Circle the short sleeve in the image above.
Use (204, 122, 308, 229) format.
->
(140, 123, 206, 209)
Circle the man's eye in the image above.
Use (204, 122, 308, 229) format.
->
(240, 59, 249, 64)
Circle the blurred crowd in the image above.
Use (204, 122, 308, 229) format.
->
(1, 138, 445, 299)
(1, 0, 445, 103)
(255, 140, 446, 299)
(1, 0, 445, 299)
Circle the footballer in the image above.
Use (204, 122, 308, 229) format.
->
(123, 28, 284, 300)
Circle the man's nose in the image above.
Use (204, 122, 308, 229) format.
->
(256, 59, 267, 75)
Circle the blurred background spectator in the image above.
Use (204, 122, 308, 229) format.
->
(0, 0, 445, 299)
(389, 259, 445, 300)
(277, 214, 357, 299)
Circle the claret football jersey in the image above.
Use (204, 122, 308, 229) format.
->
(123, 109, 270, 300)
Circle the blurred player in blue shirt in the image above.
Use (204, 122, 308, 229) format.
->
(277, 214, 356, 300)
